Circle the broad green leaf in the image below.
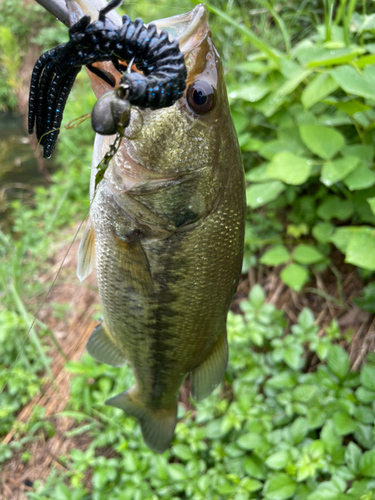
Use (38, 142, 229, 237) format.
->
(354, 406, 374, 424)
(283, 344, 304, 370)
(312, 223, 334, 243)
(266, 152, 313, 185)
(172, 444, 194, 461)
(260, 245, 290, 266)
(291, 417, 308, 444)
(229, 81, 272, 102)
(237, 432, 267, 451)
(249, 284, 266, 308)
(242, 137, 265, 152)
(293, 244, 324, 265)
(168, 463, 189, 481)
(307, 47, 365, 67)
(317, 196, 354, 221)
(333, 100, 371, 115)
(356, 386, 375, 404)
(321, 421, 342, 453)
(306, 481, 341, 500)
(357, 54, 375, 68)
(345, 442, 362, 474)
(327, 345, 349, 380)
(360, 363, 375, 391)
(342, 144, 373, 165)
(231, 111, 248, 133)
(280, 263, 308, 291)
(259, 140, 304, 160)
(263, 473, 296, 500)
(345, 228, 375, 270)
(332, 411, 357, 436)
(265, 451, 289, 470)
(277, 69, 312, 97)
(241, 477, 263, 492)
(293, 384, 317, 402)
(302, 73, 339, 109)
(246, 181, 286, 208)
(320, 156, 359, 186)
(299, 125, 345, 160)
(253, 89, 287, 117)
(360, 450, 375, 477)
(355, 424, 374, 450)
(344, 165, 375, 191)
(331, 65, 375, 99)
(330, 226, 362, 252)
(367, 196, 375, 216)
(308, 407, 326, 429)
(244, 455, 266, 479)
(246, 164, 269, 182)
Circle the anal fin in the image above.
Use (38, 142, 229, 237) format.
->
(77, 217, 96, 282)
(191, 330, 228, 402)
(106, 388, 177, 453)
(87, 322, 126, 367)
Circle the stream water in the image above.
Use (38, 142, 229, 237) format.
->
(0, 113, 56, 231)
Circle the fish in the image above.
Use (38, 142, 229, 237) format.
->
(71, 0, 245, 453)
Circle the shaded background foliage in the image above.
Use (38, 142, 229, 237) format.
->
(1, 0, 375, 498)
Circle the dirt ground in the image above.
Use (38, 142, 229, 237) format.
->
(1, 231, 374, 499)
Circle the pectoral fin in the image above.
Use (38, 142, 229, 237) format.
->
(86, 322, 126, 366)
(191, 331, 228, 402)
(106, 388, 177, 453)
(77, 218, 96, 282)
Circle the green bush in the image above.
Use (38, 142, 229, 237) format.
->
(224, 2, 375, 290)
(25, 286, 375, 500)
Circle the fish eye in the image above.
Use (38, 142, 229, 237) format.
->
(187, 80, 215, 114)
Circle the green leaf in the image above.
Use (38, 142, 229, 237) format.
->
(293, 244, 324, 265)
(327, 345, 349, 380)
(342, 145, 373, 166)
(299, 125, 345, 160)
(360, 363, 375, 391)
(317, 196, 354, 221)
(312, 223, 334, 243)
(237, 433, 267, 451)
(331, 65, 375, 99)
(306, 47, 365, 67)
(293, 384, 317, 402)
(266, 152, 313, 185)
(281, 263, 309, 291)
(320, 156, 359, 186)
(360, 450, 375, 477)
(302, 73, 339, 109)
(283, 344, 305, 370)
(344, 165, 375, 191)
(168, 463, 189, 481)
(265, 451, 289, 470)
(244, 455, 266, 479)
(246, 164, 269, 182)
(366, 196, 375, 216)
(355, 424, 374, 450)
(229, 81, 272, 102)
(332, 411, 357, 436)
(249, 284, 266, 308)
(172, 444, 194, 461)
(260, 245, 290, 266)
(291, 416, 308, 444)
(333, 100, 371, 115)
(263, 473, 296, 500)
(354, 405, 374, 424)
(357, 54, 375, 67)
(277, 69, 312, 97)
(355, 386, 375, 404)
(345, 442, 362, 474)
(345, 228, 375, 270)
(246, 181, 286, 208)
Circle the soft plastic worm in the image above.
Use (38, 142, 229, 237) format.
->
(28, 0, 187, 158)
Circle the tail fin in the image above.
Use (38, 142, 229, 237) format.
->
(106, 389, 177, 453)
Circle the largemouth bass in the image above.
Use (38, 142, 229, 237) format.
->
(72, 0, 245, 452)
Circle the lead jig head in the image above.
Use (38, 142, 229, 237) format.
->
(91, 84, 132, 136)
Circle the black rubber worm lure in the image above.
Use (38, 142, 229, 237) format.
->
(28, 0, 187, 158)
